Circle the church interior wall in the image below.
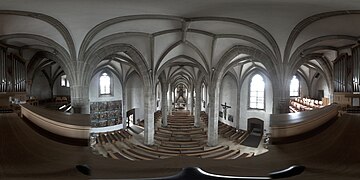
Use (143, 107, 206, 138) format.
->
(219, 74, 237, 127)
(89, 71, 123, 103)
(30, 71, 51, 100)
(126, 72, 144, 121)
(299, 75, 309, 97)
(239, 73, 272, 133)
(52, 75, 70, 97)
(312, 75, 330, 100)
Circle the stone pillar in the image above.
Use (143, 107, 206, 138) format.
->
(207, 83, 219, 146)
(122, 84, 127, 129)
(173, 86, 176, 110)
(144, 84, 155, 145)
(190, 86, 194, 116)
(161, 82, 168, 127)
(70, 84, 89, 114)
(272, 79, 290, 114)
(168, 84, 173, 115)
(235, 83, 241, 130)
(194, 83, 201, 127)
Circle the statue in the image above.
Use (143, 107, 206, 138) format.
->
(221, 102, 231, 119)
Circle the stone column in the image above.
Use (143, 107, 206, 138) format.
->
(194, 83, 201, 127)
(161, 82, 168, 127)
(168, 84, 173, 115)
(235, 83, 241, 130)
(173, 86, 176, 110)
(122, 84, 127, 129)
(190, 85, 194, 116)
(144, 84, 155, 145)
(70, 84, 89, 114)
(272, 77, 290, 114)
(207, 83, 219, 146)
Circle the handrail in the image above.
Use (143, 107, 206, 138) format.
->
(270, 104, 339, 139)
(20, 104, 91, 139)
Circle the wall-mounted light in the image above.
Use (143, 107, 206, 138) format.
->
(211, 67, 215, 71)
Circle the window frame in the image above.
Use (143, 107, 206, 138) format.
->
(289, 75, 300, 97)
(60, 75, 70, 88)
(99, 71, 113, 97)
(248, 73, 266, 110)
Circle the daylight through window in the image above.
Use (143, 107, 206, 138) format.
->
(249, 74, 265, 109)
(60, 75, 70, 87)
(100, 72, 111, 95)
(290, 75, 300, 97)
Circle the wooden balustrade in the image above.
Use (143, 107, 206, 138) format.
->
(20, 104, 90, 141)
(271, 104, 339, 143)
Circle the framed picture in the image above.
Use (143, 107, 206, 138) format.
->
(90, 100, 122, 127)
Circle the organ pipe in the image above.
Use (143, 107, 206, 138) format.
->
(335, 47, 360, 93)
(0, 50, 26, 93)
(353, 46, 360, 92)
(333, 54, 347, 92)
(0, 48, 4, 92)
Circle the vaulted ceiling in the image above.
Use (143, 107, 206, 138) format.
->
(1, 0, 360, 88)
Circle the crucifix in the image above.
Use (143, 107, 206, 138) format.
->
(221, 102, 231, 119)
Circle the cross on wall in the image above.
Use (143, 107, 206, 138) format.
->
(221, 102, 231, 119)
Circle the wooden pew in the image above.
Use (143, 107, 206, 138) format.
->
(214, 149, 241, 160)
(94, 144, 108, 157)
(128, 148, 162, 159)
(200, 149, 235, 159)
(116, 150, 137, 161)
(235, 131, 249, 143)
(230, 130, 244, 140)
(182, 145, 229, 156)
(134, 144, 179, 157)
(121, 149, 153, 161)
(158, 144, 204, 152)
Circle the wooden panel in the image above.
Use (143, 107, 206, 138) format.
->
(20, 104, 90, 139)
(270, 104, 339, 139)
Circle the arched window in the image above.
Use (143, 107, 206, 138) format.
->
(99, 72, 111, 95)
(290, 75, 300, 97)
(249, 74, 265, 109)
(60, 75, 70, 87)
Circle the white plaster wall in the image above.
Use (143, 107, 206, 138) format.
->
(313, 76, 329, 99)
(219, 74, 237, 127)
(239, 74, 273, 133)
(126, 73, 144, 121)
(299, 77, 309, 97)
(89, 71, 123, 103)
(30, 72, 51, 100)
(52, 76, 70, 96)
